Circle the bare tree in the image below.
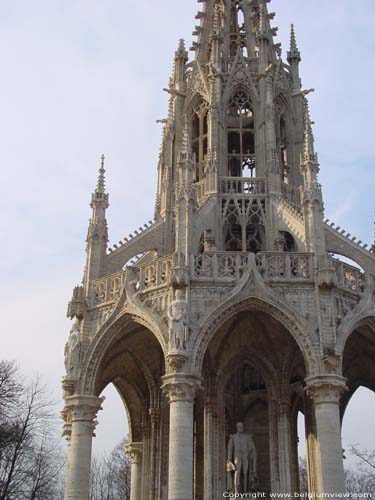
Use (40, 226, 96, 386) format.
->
(0, 361, 65, 500)
(90, 439, 131, 500)
(345, 446, 375, 498)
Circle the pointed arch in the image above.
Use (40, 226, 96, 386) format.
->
(78, 311, 167, 398)
(191, 294, 319, 378)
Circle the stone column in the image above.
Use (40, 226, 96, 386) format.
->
(149, 408, 160, 500)
(126, 442, 143, 500)
(162, 375, 200, 500)
(204, 398, 215, 499)
(305, 375, 347, 497)
(278, 401, 292, 494)
(64, 395, 103, 500)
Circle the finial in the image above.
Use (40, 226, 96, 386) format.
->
(290, 24, 297, 51)
(176, 39, 188, 60)
(304, 102, 315, 161)
(288, 24, 301, 62)
(96, 154, 106, 194)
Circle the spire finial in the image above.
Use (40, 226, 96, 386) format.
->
(176, 39, 188, 60)
(96, 154, 106, 194)
(290, 24, 297, 51)
(304, 102, 315, 161)
(288, 24, 301, 62)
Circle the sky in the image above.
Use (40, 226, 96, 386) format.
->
(0, 0, 374, 469)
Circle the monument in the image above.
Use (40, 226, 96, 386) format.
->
(227, 422, 257, 494)
(62, 1, 375, 499)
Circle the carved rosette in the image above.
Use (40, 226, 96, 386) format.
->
(162, 375, 202, 404)
(125, 442, 143, 464)
(305, 375, 347, 405)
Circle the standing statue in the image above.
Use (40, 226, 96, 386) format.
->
(168, 289, 188, 352)
(227, 422, 257, 494)
(64, 322, 81, 379)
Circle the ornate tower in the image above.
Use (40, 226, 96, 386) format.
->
(62, 1, 375, 499)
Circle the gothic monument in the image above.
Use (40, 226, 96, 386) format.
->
(62, 1, 375, 499)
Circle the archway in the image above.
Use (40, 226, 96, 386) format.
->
(199, 308, 308, 498)
(341, 322, 375, 472)
(89, 319, 166, 500)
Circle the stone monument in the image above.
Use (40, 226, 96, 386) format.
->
(227, 422, 257, 494)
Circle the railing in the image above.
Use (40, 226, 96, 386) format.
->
(136, 255, 174, 292)
(281, 182, 301, 207)
(92, 271, 127, 306)
(220, 177, 268, 196)
(191, 252, 314, 282)
(330, 258, 365, 294)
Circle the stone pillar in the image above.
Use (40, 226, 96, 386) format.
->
(278, 401, 292, 494)
(149, 408, 160, 500)
(162, 375, 200, 500)
(305, 375, 347, 497)
(64, 395, 103, 500)
(204, 398, 215, 499)
(126, 442, 143, 500)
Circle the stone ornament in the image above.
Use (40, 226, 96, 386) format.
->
(64, 322, 81, 380)
(168, 289, 188, 352)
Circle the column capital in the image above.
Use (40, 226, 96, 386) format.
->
(305, 374, 347, 404)
(125, 442, 143, 464)
(162, 374, 202, 403)
(64, 394, 104, 424)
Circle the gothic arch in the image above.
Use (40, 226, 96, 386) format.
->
(337, 313, 375, 356)
(216, 349, 278, 395)
(78, 310, 166, 397)
(192, 295, 319, 378)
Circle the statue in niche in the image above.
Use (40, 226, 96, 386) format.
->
(64, 322, 81, 379)
(168, 289, 187, 352)
(227, 422, 257, 494)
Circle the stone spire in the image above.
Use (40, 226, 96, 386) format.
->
(96, 154, 106, 194)
(288, 24, 301, 61)
(84, 155, 109, 289)
(288, 24, 302, 92)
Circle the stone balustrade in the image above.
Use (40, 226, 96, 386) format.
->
(220, 176, 267, 196)
(191, 252, 314, 282)
(91, 270, 127, 306)
(329, 257, 365, 294)
(136, 255, 174, 292)
(90, 253, 365, 310)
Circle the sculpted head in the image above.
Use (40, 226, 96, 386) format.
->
(236, 422, 244, 433)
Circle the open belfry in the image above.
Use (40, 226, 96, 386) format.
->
(62, 1, 375, 499)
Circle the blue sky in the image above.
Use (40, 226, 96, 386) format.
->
(0, 0, 374, 465)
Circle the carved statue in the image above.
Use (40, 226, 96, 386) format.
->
(227, 422, 257, 494)
(168, 289, 187, 351)
(64, 322, 81, 379)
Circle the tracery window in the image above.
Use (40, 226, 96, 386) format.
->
(191, 100, 208, 182)
(227, 92, 255, 178)
(222, 199, 265, 253)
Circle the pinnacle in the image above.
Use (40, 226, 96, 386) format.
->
(304, 103, 315, 161)
(96, 154, 106, 194)
(176, 38, 188, 59)
(288, 23, 301, 61)
(290, 24, 297, 51)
